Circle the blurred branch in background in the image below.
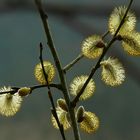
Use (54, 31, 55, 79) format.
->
(1, 0, 140, 17)
(0, 0, 140, 86)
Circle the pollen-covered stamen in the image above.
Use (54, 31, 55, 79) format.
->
(6, 93, 13, 100)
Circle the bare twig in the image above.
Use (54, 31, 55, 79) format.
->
(63, 53, 84, 73)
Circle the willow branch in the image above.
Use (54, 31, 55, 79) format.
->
(102, 30, 109, 39)
(0, 88, 18, 95)
(35, 0, 81, 140)
(72, 0, 133, 107)
(30, 83, 62, 91)
(39, 43, 66, 140)
(63, 53, 84, 73)
(0, 83, 62, 95)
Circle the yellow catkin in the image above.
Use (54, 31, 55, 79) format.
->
(69, 75, 96, 100)
(80, 111, 99, 133)
(109, 6, 136, 35)
(0, 87, 22, 117)
(34, 61, 55, 85)
(51, 107, 71, 130)
(81, 35, 104, 59)
(121, 32, 140, 56)
(100, 57, 125, 86)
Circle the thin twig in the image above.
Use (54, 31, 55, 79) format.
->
(72, 0, 134, 107)
(35, 1, 81, 140)
(30, 83, 62, 91)
(39, 43, 66, 140)
(63, 53, 84, 73)
(101, 30, 109, 39)
(0, 84, 62, 95)
(63, 30, 109, 73)
(0, 88, 18, 95)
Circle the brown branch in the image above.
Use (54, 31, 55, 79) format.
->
(39, 43, 66, 140)
(35, 1, 81, 140)
(30, 83, 62, 91)
(0, 88, 18, 95)
(63, 53, 84, 73)
(0, 84, 62, 95)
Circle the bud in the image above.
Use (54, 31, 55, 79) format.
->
(76, 106, 85, 123)
(96, 41, 106, 48)
(57, 99, 68, 112)
(18, 87, 31, 97)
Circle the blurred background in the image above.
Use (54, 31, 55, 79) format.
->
(0, 0, 140, 140)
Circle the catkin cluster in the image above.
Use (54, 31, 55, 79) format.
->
(0, 3, 139, 137)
